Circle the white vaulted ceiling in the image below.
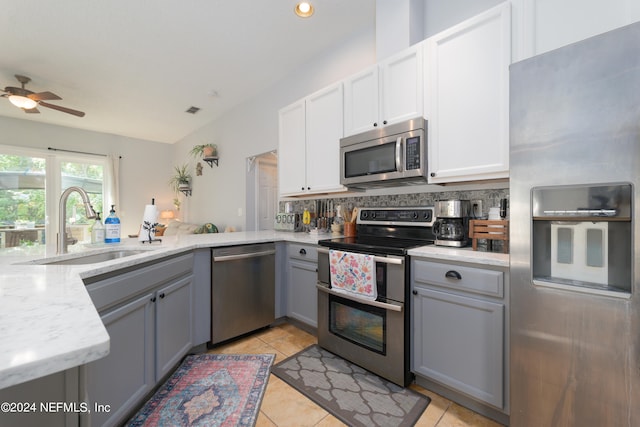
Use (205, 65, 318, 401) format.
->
(0, 1, 375, 143)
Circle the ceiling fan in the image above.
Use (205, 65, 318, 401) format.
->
(1, 74, 85, 117)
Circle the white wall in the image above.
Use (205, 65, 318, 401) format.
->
(173, 26, 376, 231)
(423, 0, 505, 37)
(0, 116, 174, 235)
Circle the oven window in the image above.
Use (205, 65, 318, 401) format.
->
(329, 294, 386, 355)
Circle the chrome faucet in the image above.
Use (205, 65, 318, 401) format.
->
(58, 186, 97, 254)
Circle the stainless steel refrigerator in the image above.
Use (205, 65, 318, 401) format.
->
(510, 22, 640, 426)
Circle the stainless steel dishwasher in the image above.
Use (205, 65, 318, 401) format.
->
(211, 243, 275, 344)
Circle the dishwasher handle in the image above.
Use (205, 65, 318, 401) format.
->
(213, 249, 276, 262)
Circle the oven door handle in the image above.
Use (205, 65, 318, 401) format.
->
(317, 247, 404, 265)
(316, 283, 403, 312)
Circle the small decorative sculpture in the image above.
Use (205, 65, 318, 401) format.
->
(196, 162, 203, 176)
(141, 220, 161, 244)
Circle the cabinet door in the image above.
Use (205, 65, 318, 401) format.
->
(278, 100, 306, 195)
(86, 292, 155, 427)
(426, 3, 510, 184)
(343, 65, 379, 136)
(380, 44, 423, 126)
(305, 82, 345, 194)
(412, 287, 504, 408)
(155, 275, 194, 380)
(287, 259, 318, 328)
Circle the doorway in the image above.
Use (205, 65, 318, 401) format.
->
(246, 151, 278, 231)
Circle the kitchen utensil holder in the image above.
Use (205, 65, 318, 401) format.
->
(469, 219, 509, 253)
(343, 222, 356, 237)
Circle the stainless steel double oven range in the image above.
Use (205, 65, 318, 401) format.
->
(317, 206, 435, 386)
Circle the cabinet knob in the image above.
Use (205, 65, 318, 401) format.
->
(307, 187, 311, 190)
(383, 120, 387, 125)
(299, 248, 306, 255)
(159, 292, 166, 299)
(445, 270, 462, 280)
(373, 122, 378, 127)
(412, 290, 418, 295)
(301, 186, 305, 191)
(151, 297, 156, 302)
(430, 172, 436, 177)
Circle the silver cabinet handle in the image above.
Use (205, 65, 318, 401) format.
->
(316, 283, 403, 312)
(317, 247, 403, 265)
(213, 249, 275, 262)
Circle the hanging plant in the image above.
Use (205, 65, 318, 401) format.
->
(190, 143, 217, 159)
(168, 164, 192, 193)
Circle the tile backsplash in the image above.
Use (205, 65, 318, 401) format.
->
(279, 188, 509, 218)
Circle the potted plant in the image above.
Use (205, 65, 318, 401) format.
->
(169, 164, 192, 193)
(190, 143, 217, 159)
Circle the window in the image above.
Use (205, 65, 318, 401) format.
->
(0, 146, 109, 256)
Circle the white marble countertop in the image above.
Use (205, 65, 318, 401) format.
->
(408, 245, 510, 267)
(0, 230, 507, 389)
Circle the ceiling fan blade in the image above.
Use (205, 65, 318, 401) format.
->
(28, 91, 62, 101)
(24, 107, 40, 114)
(38, 101, 85, 117)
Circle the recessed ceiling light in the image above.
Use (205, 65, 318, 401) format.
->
(294, 2, 314, 18)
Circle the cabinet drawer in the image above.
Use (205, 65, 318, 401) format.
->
(413, 259, 503, 298)
(86, 253, 194, 312)
(287, 243, 318, 263)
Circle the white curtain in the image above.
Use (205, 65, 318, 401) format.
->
(105, 154, 120, 211)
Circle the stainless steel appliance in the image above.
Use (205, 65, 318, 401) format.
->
(317, 206, 435, 386)
(340, 117, 427, 189)
(510, 22, 640, 426)
(211, 243, 276, 344)
(433, 200, 471, 247)
(274, 212, 302, 231)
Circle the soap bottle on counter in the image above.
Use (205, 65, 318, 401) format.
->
(104, 205, 121, 243)
(91, 212, 105, 244)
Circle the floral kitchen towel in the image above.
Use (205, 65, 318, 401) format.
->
(329, 249, 377, 300)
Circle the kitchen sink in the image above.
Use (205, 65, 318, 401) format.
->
(34, 249, 153, 265)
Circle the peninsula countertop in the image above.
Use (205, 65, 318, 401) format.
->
(0, 230, 507, 389)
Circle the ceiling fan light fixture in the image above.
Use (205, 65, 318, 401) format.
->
(294, 2, 314, 18)
(9, 95, 37, 110)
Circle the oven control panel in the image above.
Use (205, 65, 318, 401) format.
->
(357, 207, 435, 227)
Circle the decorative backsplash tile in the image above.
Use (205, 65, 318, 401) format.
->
(280, 188, 509, 218)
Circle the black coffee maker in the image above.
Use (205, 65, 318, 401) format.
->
(433, 200, 471, 247)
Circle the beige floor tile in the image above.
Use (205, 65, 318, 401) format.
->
(260, 375, 329, 427)
(255, 410, 277, 427)
(314, 414, 348, 426)
(436, 402, 503, 427)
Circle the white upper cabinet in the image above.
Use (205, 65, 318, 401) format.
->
(426, 2, 511, 184)
(305, 83, 345, 194)
(278, 83, 345, 197)
(278, 100, 306, 196)
(344, 45, 423, 137)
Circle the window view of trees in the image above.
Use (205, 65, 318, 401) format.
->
(0, 155, 46, 228)
(0, 153, 104, 249)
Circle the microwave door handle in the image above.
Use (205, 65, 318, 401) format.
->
(395, 137, 403, 172)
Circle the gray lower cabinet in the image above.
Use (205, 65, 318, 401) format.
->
(0, 369, 80, 427)
(83, 253, 195, 427)
(84, 291, 155, 427)
(411, 258, 508, 412)
(286, 243, 318, 328)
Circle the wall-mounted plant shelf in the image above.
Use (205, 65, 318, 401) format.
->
(203, 157, 219, 168)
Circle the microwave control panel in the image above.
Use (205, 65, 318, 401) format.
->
(406, 136, 421, 170)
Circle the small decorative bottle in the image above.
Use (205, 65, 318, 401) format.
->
(91, 212, 105, 244)
(104, 205, 121, 244)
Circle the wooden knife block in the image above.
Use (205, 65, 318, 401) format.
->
(469, 219, 509, 253)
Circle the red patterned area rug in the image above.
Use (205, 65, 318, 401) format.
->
(126, 353, 274, 427)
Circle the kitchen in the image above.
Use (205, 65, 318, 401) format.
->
(1, 1, 640, 426)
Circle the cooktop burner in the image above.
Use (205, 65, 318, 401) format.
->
(318, 206, 436, 256)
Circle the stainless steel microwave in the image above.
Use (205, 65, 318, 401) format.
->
(340, 117, 427, 188)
